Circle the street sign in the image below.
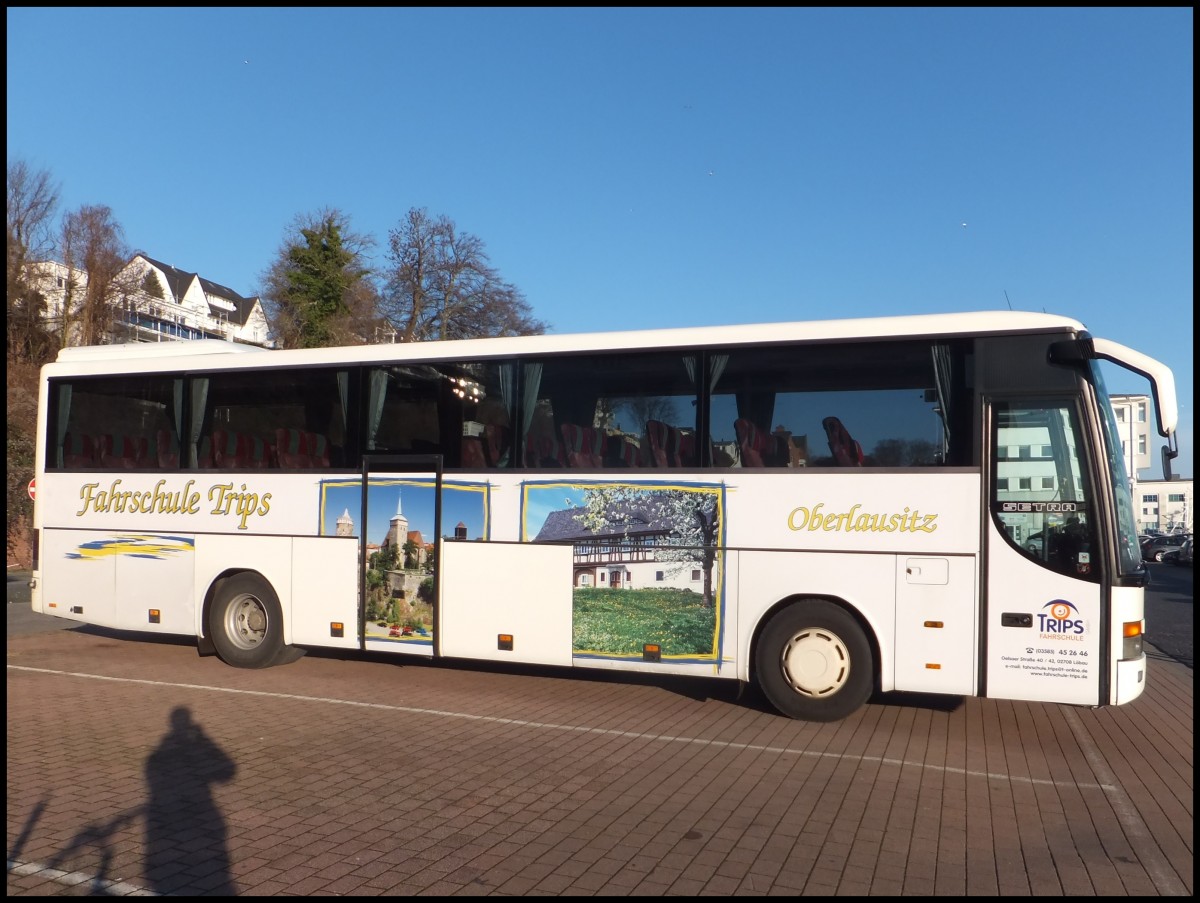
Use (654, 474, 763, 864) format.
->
(28, 478, 35, 501)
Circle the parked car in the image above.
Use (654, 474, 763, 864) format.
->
(1171, 537, 1192, 568)
(1142, 534, 1189, 562)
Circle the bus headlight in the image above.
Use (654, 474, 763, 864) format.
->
(1121, 619, 1144, 660)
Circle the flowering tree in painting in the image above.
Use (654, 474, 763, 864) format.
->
(579, 487, 721, 607)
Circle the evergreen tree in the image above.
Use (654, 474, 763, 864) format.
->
(260, 209, 375, 349)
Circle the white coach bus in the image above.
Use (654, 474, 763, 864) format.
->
(30, 311, 1178, 721)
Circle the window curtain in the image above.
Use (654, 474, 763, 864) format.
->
(188, 378, 209, 467)
(55, 384, 73, 468)
(366, 370, 388, 451)
(932, 344, 954, 453)
(519, 362, 543, 439)
(336, 371, 349, 434)
(736, 390, 775, 433)
(172, 379, 184, 447)
(707, 354, 729, 391)
(498, 363, 515, 417)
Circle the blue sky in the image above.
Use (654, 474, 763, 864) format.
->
(319, 478, 488, 546)
(7, 8, 1192, 477)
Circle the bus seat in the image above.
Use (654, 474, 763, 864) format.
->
(524, 431, 565, 467)
(822, 416, 864, 466)
(156, 430, 180, 468)
(482, 423, 507, 467)
(606, 434, 642, 468)
(308, 432, 330, 467)
(195, 435, 213, 469)
(275, 428, 331, 469)
(98, 433, 150, 468)
(676, 429, 697, 467)
(62, 432, 96, 467)
(460, 436, 488, 468)
(645, 420, 672, 467)
(734, 419, 769, 467)
(212, 429, 273, 469)
(560, 424, 606, 468)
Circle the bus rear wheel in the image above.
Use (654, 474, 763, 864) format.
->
(756, 600, 873, 722)
(209, 573, 285, 669)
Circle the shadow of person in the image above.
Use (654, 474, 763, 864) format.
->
(144, 706, 237, 895)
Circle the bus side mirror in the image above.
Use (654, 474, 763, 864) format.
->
(1161, 444, 1177, 481)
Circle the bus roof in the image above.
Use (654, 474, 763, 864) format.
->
(42, 310, 1086, 376)
(53, 338, 264, 362)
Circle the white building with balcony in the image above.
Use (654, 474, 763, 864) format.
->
(34, 254, 271, 348)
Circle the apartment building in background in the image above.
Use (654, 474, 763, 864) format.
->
(1109, 393, 1191, 534)
(33, 254, 271, 348)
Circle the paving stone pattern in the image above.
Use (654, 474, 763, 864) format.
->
(6, 624, 1193, 896)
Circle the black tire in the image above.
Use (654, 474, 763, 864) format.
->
(1154, 550, 1166, 562)
(755, 599, 874, 722)
(208, 572, 286, 669)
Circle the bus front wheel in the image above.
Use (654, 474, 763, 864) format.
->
(209, 573, 286, 669)
(756, 600, 873, 722)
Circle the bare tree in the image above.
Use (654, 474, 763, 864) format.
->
(6, 159, 60, 362)
(381, 207, 546, 342)
(259, 208, 377, 348)
(6, 160, 62, 565)
(57, 205, 136, 348)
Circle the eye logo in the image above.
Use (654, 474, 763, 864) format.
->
(1046, 600, 1077, 621)
(1038, 599, 1085, 636)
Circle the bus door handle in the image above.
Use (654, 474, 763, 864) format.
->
(1001, 612, 1033, 628)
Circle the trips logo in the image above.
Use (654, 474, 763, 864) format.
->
(1037, 599, 1086, 638)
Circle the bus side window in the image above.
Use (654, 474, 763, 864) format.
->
(710, 340, 961, 469)
(49, 375, 180, 472)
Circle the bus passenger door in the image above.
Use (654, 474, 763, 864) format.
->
(439, 540, 574, 666)
(983, 398, 1105, 706)
(358, 456, 442, 658)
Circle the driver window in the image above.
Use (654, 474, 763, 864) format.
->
(992, 399, 1099, 582)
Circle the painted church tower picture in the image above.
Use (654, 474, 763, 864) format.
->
(383, 491, 408, 550)
(336, 508, 354, 537)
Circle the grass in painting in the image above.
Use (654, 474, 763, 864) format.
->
(572, 586, 716, 656)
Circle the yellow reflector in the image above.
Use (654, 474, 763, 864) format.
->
(499, 634, 513, 643)
(645, 644, 661, 653)
(925, 663, 941, 669)
(923, 620, 944, 628)
(1123, 620, 1143, 638)
(331, 622, 343, 631)
(149, 609, 160, 617)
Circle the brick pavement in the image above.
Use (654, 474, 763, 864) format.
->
(6, 617, 1193, 896)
